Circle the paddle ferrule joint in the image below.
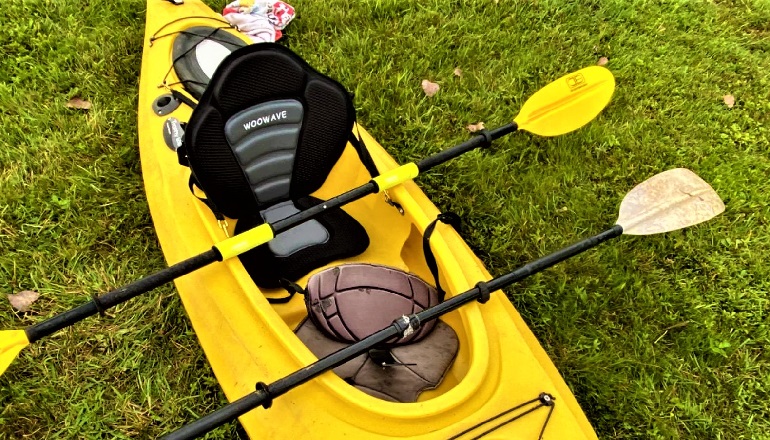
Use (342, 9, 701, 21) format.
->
(393, 314, 421, 338)
(215, 223, 275, 260)
(372, 163, 419, 192)
(90, 293, 107, 317)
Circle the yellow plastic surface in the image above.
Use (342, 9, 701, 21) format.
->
(514, 66, 615, 137)
(0, 330, 29, 375)
(372, 162, 419, 190)
(215, 223, 274, 260)
(139, 1, 598, 438)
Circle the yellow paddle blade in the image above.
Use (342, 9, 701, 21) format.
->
(617, 168, 725, 235)
(514, 66, 615, 137)
(0, 330, 29, 375)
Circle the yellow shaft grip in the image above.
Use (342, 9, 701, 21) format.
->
(371, 162, 419, 191)
(215, 223, 275, 260)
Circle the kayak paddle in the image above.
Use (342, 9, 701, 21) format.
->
(0, 66, 615, 376)
(164, 168, 724, 439)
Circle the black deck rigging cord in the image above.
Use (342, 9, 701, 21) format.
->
(447, 393, 556, 440)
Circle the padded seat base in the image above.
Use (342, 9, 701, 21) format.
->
(295, 318, 459, 403)
(236, 196, 369, 288)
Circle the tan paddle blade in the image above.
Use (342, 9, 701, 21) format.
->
(514, 66, 615, 137)
(0, 330, 29, 375)
(617, 168, 725, 235)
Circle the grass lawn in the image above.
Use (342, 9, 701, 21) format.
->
(1, 0, 769, 438)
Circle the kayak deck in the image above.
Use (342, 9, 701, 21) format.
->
(138, 1, 597, 438)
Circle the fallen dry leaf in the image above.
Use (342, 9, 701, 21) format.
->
(466, 122, 485, 133)
(723, 94, 735, 108)
(453, 68, 462, 77)
(597, 57, 609, 66)
(421, 79, 440, 97)
(66, 97, 92, 111)
(8, 290, 40, 312)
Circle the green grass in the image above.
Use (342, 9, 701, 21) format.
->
(1, 0, 769, 438)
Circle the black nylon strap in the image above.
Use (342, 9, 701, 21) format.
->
(268, 278, 308, 304)
(368, 348, 416, 367)
(177, 142, 190, 167)
(349, 126, 379, 178)
(423, 212, 461, 300)
(171, 89, 198, 109)
(188, 175, 225, 220)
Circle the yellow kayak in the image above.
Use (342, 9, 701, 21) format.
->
(138, 1, 598, 438)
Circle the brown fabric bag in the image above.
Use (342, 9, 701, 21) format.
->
(304, 264, 440, 345)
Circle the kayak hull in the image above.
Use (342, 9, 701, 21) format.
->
(138, 1, 597, 438)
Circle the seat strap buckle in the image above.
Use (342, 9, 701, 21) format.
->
(218, 218, 230, 237)
(384, 191, 404, 215)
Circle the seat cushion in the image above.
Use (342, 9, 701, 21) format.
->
(235, 196, 369, 288)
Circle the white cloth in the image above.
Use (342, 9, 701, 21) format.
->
(222, 1, 296, 44)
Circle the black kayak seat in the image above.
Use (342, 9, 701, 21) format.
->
(180, 43, 376, 288)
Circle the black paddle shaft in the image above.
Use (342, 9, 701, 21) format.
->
(416, 123, 517, 172)
(25, 250, 220, 343)
(163, 225, 623, 440)
(271, 122, 518, 234)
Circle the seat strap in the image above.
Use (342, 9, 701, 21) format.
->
(423, 212, 461, 301)
(171, 89, 198, 109)
(268, 278, 308, 304)
(349, 125, 379, 178)
(187, 174, 225, 221)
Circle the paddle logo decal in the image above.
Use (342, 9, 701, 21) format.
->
(243, 110, 289, 130)
(565, 73, 587, 91)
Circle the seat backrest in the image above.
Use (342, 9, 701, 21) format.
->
(182, 43, 359, 219)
